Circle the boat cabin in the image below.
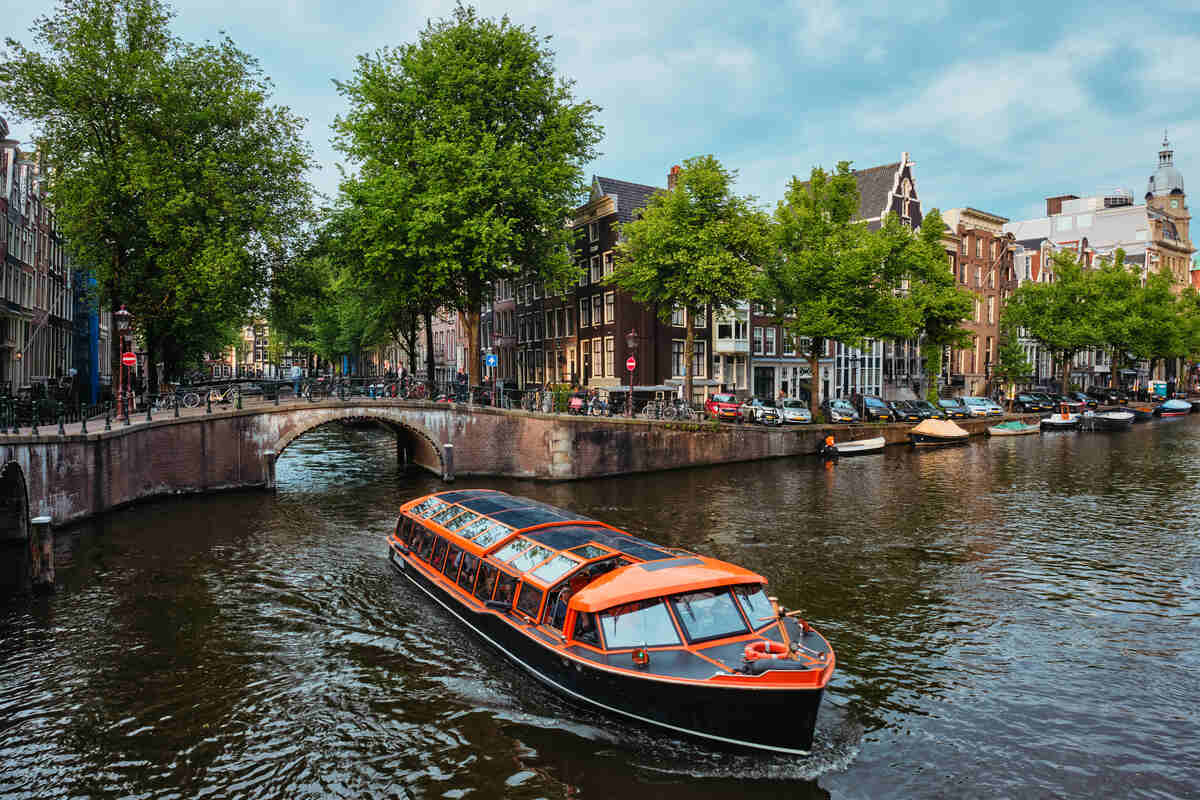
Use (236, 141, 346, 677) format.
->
(393, 490, 777, 654)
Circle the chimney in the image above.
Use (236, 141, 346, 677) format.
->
(1045, 194, 1078, 216)
(668, 164, 681, 191)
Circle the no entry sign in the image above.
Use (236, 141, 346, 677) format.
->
(121, 352, 137, 367)
(626, 356, 637, 372)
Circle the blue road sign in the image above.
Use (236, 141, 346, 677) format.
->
(485, 353, 498, 367)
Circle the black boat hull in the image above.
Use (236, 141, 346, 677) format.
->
(908, 433, 968, 447)
(390, 548, 826, 754)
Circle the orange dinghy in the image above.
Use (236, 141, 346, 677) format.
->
(387, 490, 835, 754)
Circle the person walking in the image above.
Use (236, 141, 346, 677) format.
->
(290, 363, 302, 399)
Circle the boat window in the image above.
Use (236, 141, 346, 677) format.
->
(415, 498, 446, 518)
(473, 562, 499, 602)
(446, 510, 479, 530)
(457, 554, 480, 591)
(510, 544, 554, 573)
(443, 545, 465, 581)
(530, 554, 581, 584)
(416, 527, 436, 560)
(515, 583, 544, 620)
(670, 589, 749, 643)
(733, 584, 774, 627)
(430, 537, 449, 571)
(572, 612, 600, 646)
(473, 523, 514, 548)
(494, 572, 519, 607)
(430, 505, 464, 526)
(599, 599, 681, 648)
(494, 538, 533, 562)
(568, 544, 609, 560)
(458, 518, 493, 541)
(545, 584, 571, 629)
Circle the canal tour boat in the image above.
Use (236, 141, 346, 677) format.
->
(387, 490, 835, 755)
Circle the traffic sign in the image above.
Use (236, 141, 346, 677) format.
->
(485, 353, 498, 368)
(626, 356, 637, 372)
(121, 352, 136, 367)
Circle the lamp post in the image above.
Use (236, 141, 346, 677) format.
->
(115, 305, 132, 422)
(625, 328, 639, 418)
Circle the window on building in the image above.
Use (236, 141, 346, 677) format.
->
(987, 296, 995, 325)
(579, 298, 590, 328)
(590, 255, 602, 283)
(694, 306, 706, 328)
(976, 238, 982, 258)
(578, 263, 588, 287)
(671, 306, 685, 327)
(718, 319, 733, 339)
(603, 251, 614, 276)
(752, 326, 763, 355)
(974, 299, 981, 323)
(588, 221, 598, 242)
(545, 310, 554, 338)
(592, 338, 603, 376)
(736, 318, 748, 339)
(765, 328, 776, 356)
(604, 292, 615, 324)
(671, 340, 685, 377)
(557, 308, 566, 339)
(975, 266, 982, 287)
(783, 331, 795, 355)
(592, 295, 602, 328)
(692, 340, 707, 378)
(564, 308, 573, 336)
(604, 336, 614, 376)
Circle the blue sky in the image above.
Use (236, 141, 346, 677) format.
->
(4, 0, 1199, 222)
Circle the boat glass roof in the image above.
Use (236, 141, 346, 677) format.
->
(531, 553, 582, 584)
(510, 543, 555, 572)
(457, 518, 493, 541)
(494, 538, 532, 562)
(524, 524, 673, 562)
(473, 523, 512, 548)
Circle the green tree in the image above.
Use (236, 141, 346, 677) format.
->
(610, 155, 772, 402)
(759, 162, 920, 419)
(1128, 266, 1183, 384)
(332, 3, 601, 388)
(1002, 250, 1097, 393)
(1088, 249, 1141, 389)
(992, 325, 1033, 411)
(1, 0, 313, 392)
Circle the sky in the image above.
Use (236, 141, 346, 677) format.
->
(3, 0, 1200, 223)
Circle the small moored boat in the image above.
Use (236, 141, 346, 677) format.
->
(1040, 413, 1080, 430)
(833, 436, 885, 456)
(908, 418, 969, 446)
(987, 420, 1040, 436)
(1118, 405, 1155, 422)
(388, 490, 834, 755)
(1080, 410, 1134, 430)
(1154, 398, 1191, 417)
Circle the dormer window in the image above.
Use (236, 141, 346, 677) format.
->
(588, 222, 598, 242)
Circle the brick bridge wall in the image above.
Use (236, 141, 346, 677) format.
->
(0, 401, 1028, 529)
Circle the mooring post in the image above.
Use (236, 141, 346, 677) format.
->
(30, 516, 54, 592)
(57, 403, 65, 436)
(263, 450, 277, 490)
(104, 402, 111, 431)
(442, 443, 455, 482)
(80, 402, 88, 434)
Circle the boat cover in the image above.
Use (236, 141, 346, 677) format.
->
(911, 418, 969, 438)
(1160, 399, 1191, 412)
(990, 420, 1038, 432)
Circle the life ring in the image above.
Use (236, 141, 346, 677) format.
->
(743, 640, 790, 661)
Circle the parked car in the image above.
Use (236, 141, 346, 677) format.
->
(705, 392, 743, 422)
(1067, 391, 1099, 410)
(961, 396, 1003, 416)
(1050, 394, 1084, 413)
(820, 398, 860, 423)
(1031, 392, 1059, 409)
(912, 400, 948, 420)
(1012, 393, 1050, 413)
(1085, 385, 1125, 405)
(780, 398, 812, 424)
(740, 397, 782, 425)
(937, 398, 971, 419)
(859, 395, 893, 422)
(888, 400, 924, 422)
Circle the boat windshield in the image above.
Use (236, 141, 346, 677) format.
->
(670, 588, 749, 642)
(732, 584, 774, 626)
(600, 599, 681, 648)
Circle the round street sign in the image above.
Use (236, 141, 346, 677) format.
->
(121, 352, 137, 367)
(626, 356, 637, 372)
(485, 353, 498, 368)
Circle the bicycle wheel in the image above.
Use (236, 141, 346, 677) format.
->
(662, 404, 678, 421)
(181, 392, 201, 408)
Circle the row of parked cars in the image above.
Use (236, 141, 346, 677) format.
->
(1011, 389, 1114, 414)
(704, 392, 1009, 425)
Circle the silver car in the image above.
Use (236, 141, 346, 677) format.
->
(780, 398, 812, 424)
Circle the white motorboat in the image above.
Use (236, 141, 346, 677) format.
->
(1040, 413, 1080, 430)
(832, 436, 885, 456)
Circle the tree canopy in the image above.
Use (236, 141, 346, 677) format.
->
(610, 155, 772, 401)
(331, 3, 602, 386)
(1, 0, 313, 388)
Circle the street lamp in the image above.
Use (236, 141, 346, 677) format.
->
(115, 305, 132, 422)
(625, 328, 639, 418)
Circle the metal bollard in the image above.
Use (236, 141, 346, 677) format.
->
(206, 392, 212, 414)
(104, 402, 111, 431)
(30, 516, 54, 591)
(442, 443, 455, 482)
(174, 394, 179, 418)
(57, 403, 65, 436)
(235, 386, 242, 410)
(274, 382, 279, 406)
(80, 402, 88, 434)
(146, 397, 153, 422)
(32, 406, 39, 436)
(0, 399, 6, 434)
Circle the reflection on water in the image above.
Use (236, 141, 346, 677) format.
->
(2, 419, 1199, 798)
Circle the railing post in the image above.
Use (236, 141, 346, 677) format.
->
(0, 399, 7, 434)
(30, 515, 55, 592)
(57, 402, 65, 436)
(32, 405, 39, 437)
(80, 402, 88, 434)
(146, 396, 153, 422)
(235, 386, 242, 410)
(174, 393, 179, 418)
(206, 391, 212, 414)
(104, 402, 111, 431)
(273, 381, 279, 406)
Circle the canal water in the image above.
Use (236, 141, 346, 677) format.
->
(2, 418, 1199, 799)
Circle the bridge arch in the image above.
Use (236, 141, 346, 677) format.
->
(0, 461, 31, 593)
(268, 407, 446, 477)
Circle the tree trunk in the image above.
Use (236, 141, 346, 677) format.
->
(423, 307, 435, 386)
(405, 316, 419, 375)
(683, 309, 695, 404)
(1061, 352, 1072, 396)
(461, 302, 481, 390)
(921, 342, 942, 404)
(146, 329, 159, 400)
(1110, 347, 1120, 390)
(808, 338, 823, 422)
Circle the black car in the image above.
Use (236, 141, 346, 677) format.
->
(1013, 393, 1050, 413)
(1085, 385, 1126, 405)
(1067, 391, 1098, 410)
(937, 398, 971, 419)
(888, 400, 923, 422)
(912, 400, 948, 420)
(859, 395, 893, 422)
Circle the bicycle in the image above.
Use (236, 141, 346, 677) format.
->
(207, 385, 237, 405)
